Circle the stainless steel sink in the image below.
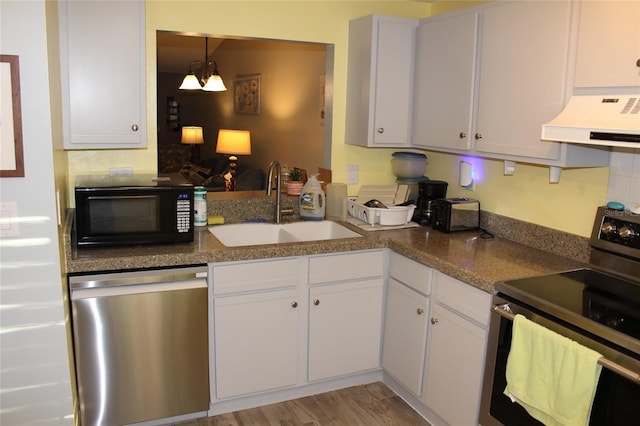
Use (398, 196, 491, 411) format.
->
(209, 221, 362, 247)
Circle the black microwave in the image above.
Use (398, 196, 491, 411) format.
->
(74, 174, 194, 247)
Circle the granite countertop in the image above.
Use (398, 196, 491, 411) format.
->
(63, 213, 587, 293)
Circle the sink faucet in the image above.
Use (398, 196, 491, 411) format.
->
(267, 161, 294, 223)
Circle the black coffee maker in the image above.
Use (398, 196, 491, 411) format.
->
(412, 180, 448, 226)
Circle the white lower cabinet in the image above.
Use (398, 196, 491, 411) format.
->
(382, 252, 432, 397)
(210, 250, 385, 401)
(214, 289, 301, 398)
(308, 251, 385, 381)
(422, 271, 492, 426)
(212, 258, 305, 399)
(210, 249, 492, 425)
(382, 278, 429, 396)
(308, 278, 384, 381)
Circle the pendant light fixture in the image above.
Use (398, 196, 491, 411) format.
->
(179, 37, 227, 92)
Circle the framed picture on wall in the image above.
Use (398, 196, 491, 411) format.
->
(234, 74, 260, 115)
(0, 54, 24, 178)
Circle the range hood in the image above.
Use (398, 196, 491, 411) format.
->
(541, 94, 640, 148)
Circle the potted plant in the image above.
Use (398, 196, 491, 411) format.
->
(286, 168, 304, 196)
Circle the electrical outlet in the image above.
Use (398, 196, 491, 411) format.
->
(109, 167, 134, 177)
(347, 165, 359, 184)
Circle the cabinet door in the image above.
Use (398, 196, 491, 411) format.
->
(346, 15, 416, 147)
(574, 1, 640, 88)
(382, 279, 429, 396)
(214, 289, 300, 398)
(59, 0, 146, 148)
(412, 11, 478, 151)
(423, 303, 488, 426)
(373, 18, 416, 146)
(474, 0, 570, 160)
(308, 278, 384, 381)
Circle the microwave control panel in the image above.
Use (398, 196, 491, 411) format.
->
(176, 193, 192, 233)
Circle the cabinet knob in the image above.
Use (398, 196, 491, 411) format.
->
(459, 132, 467, 139)
(291, 301, 298, 308)
(636, 59, 640, 68)
(417, 308, 425, 315)
(474, 133, 482, 140)
(377, 128, 384, 134)
(131, 124, 139, 132)
(313, 299, 320, 306)
(430, 317, 439, 325)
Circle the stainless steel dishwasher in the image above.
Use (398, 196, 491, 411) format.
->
(69, 266, 209, 426)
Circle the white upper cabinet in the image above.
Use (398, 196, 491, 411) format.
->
(474, 1, 571, 160)
(346, 15, 417, 147)
(412, 11, 478, 151)
(574, 0, 640, 89)
(412, 1, 610, 168)
(59, 0, 146, 149)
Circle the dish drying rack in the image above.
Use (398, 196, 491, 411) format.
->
(348, 185, 416, 226)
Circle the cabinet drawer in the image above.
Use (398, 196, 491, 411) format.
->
(212, 257, 303, 294)
(389, 252, 431, 295)
(434, 272, 492, 327)
(309, 250, 384, 284)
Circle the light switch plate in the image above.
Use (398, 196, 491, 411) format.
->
(347, 165, 358, 184)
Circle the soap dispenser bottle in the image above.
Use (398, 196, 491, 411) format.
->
(299, 174, 325, 221)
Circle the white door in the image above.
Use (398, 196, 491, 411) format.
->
(382, 278, 429, 396)
(423, 303, 488, 426)
(413, 11, 478, 151)
(214, 289, 300, 398)
(308, 279, 384, 381)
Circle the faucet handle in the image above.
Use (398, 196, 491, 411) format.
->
(281, 207, 295, 217)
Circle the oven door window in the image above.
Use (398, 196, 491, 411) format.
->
(87, 196, 160, 235)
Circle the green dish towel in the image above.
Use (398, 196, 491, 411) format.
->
(504, 314, 603, 426)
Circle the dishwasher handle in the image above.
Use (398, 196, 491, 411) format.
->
(71, 277, 207, 299)
(69, 266, 207, 298)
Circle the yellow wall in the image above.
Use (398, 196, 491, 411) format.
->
(423, 151, 608, 236)
(65, 0, 609, 238)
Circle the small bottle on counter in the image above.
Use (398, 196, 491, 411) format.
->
(194, 186, 207, 226)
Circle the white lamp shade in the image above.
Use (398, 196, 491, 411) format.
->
(202, 75, 228, 92)
(216, 129, 251, 155)
(179, 73, 202, 90)
(181, 126, 204, 145)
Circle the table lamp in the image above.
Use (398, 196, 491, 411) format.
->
(215, 129, 252, 191)
(180, 126, 204, 162)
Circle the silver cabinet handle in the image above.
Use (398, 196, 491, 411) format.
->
(459, 132, 467, 139)
(430, 317, 438, 325)
(291, 301, 298, 308)
(417, 308, 425, 315)
(313, 299, 320, 306)
(377, 128, 384, 134)
(475, 133, 482, 140)
(131, 124, 139, 132)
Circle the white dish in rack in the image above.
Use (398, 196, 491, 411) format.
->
(348, 200, 416, 226)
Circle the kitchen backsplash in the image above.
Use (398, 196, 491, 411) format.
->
(608, 149, 640, 210)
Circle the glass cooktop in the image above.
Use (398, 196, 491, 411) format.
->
(497, 268, 640, 344)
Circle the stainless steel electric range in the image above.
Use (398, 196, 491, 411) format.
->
(480, 206, 640, 426)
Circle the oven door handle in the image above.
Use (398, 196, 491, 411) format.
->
(493, 304, 640, 385)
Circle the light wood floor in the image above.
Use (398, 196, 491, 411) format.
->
(174, 382, 431, 426)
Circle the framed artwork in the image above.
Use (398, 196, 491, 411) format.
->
(0, 55, 24, 177)
(234, 74, 260, 115)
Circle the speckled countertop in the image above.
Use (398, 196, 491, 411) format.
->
(63, 210, 587, 293)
